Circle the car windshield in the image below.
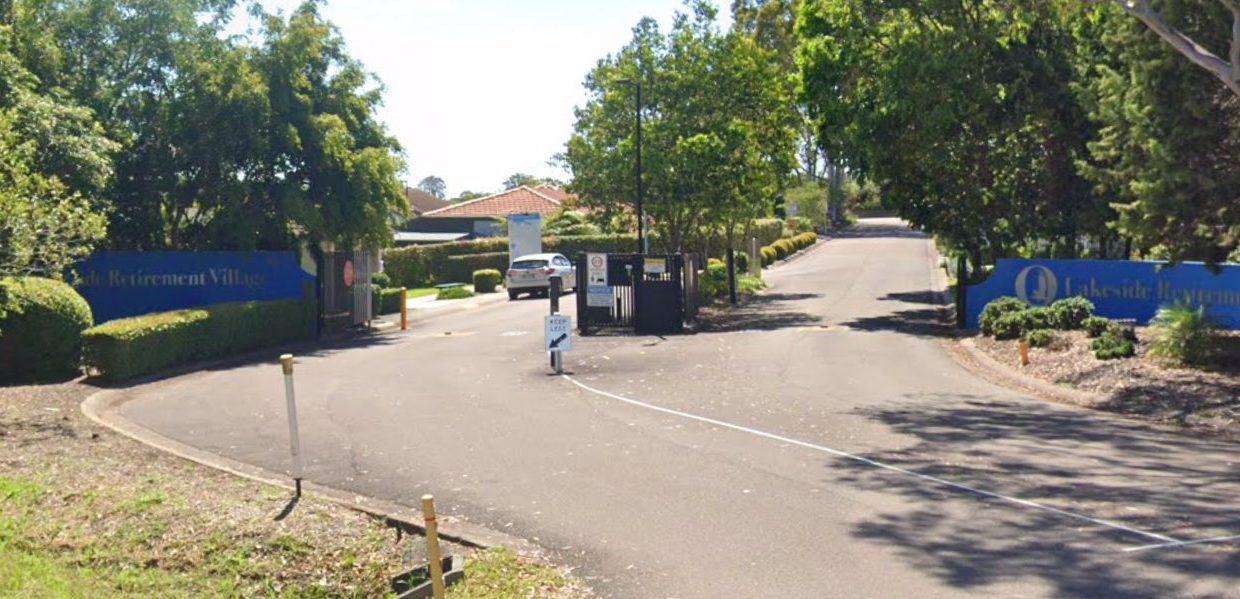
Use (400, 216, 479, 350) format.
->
(511, 259, 548, 269)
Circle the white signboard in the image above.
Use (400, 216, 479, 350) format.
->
(643, 257, 667, 275)
(586, 252, 608, 286)
(587, 286, 614, 308)
(508, 213, 542, 264)
(545, 314, 573, 352)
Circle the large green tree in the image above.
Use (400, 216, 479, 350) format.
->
(13, 0, 405, 251)
(0, 24, 115, 278)
(798, 0, 1107, 267)
(1077, 1, 1240, 262)
(565, 2, 798, 252)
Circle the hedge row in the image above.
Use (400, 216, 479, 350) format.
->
(384, 234, 639, 288)
(372, 288, 404, 315)
(760, 232, 818, 266)
(82, 298, 316, 382)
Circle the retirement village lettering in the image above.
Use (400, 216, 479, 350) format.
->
(1056, 275, 1240, 307)
(77, 269, 267, 289)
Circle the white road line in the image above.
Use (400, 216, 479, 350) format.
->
(1123, 534, 1240, 553)
(562, 374, 1180, 544)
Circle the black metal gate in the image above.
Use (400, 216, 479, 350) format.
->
(576, 253, 697, 335)
(319, 249, 375, 335)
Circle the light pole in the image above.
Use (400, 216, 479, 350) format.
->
(615, 78, 646, 255)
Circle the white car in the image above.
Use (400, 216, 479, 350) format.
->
(505, 253, 576, 300)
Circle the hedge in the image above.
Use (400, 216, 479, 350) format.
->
(372, 287, 404, 315)
(0, 277, 94, 382)
(384, 234, 638, 288)
(444, 252, 509, 283)
(82, 298, 316, 382)
(473, 269, 502, 293)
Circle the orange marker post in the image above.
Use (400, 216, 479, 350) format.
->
(1018, 340, 1030, 366)
(400, 287, 409, 330)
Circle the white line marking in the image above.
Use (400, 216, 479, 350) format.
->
(1123, 534, 1240, 553)
(562, 374, 1179, 544)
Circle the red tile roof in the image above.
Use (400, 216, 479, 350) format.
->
(534, 185, 571, 202)
(422, 186, 563, 218)
(404, 187, 451, 216)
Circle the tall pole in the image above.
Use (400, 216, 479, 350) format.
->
(635, 82, 645, 256)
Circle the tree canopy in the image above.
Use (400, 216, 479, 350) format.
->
(417, 175, 446, 199)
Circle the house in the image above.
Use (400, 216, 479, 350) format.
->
(404, 187, 451, 218)
(403, 185, 568, 240)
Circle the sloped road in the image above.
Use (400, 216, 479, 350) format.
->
(114, 220, 1240, 598)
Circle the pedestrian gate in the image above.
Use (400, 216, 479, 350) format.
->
(319, 249, 375, 334)
(575, 253, 699, 335)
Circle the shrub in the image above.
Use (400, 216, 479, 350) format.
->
(979, 296, 1027, 336)
(771, 239, 793, 260)
(732, 249, 749, 273)
(437, 286, 475, 300)
(1050, 296, 1094, 330)
(372, 287, 404, 315)
(707, 257, 725, 270)
(443, 252, 508, 284)
(1106, 320, 1138, 343)
(751, 218, 785, 247)
(1023, 328, 1055, 348)
(1148, 303, 1217, 366)
(760, 246, 776, 267)
(0, 277, 94, 382)
(371, 271, 391, 289)
(1082, 316, 1111, 338)
(1092, 333, 1135, 360)
(992, 307, 1053, 340)
(473, 269, 502, 293)
(791, 232, 817, 250)
(81, 298, 315, 382)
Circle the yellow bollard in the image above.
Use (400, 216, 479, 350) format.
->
(1018, 340, 1030, 366)
(421, 495, 446, 599)
(400, 287, 409, 331)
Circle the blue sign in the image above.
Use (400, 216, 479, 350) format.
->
(75, 251, 317, 323)
(966, 259, 1240, 329)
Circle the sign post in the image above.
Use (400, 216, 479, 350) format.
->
(545, 314, 572, 374)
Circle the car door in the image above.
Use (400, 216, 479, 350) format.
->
(553, 255, 575, 289)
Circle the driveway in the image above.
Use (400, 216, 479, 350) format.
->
(111, 219, 1240, 598)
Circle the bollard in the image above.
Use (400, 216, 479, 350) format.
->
(1018, 340, 1030, 366)
(549, 278, 562, 373)
(421, 495, 446, 599)
(280, 354, 305, 496)
(400, 287, 408, 331)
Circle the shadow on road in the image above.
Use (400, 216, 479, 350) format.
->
(837, 306, 955, 338)
(832, 394, 1240, 597)
(879, 290, 943, 305)
(696, 293, 822, 333)
(835, 225, 926, 240)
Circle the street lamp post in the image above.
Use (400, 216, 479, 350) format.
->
(616, 78, 646, 255)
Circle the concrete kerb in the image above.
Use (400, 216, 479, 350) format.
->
(80, 388, 536, 554)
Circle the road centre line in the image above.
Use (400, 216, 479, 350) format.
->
(561, 375, 1180, 545)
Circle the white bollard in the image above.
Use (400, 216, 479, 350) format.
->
(280, 354, 305, 495)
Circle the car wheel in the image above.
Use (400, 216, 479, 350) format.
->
(508, 290, 518, 300)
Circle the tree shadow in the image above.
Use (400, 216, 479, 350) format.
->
(878, 290, 944, 305)
(696, 293, 823, 333)
(836, 306, 956, 338)
(832, 394, 1240, 596)
(835, 225, 927, 240)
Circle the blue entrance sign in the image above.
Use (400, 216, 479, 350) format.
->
(75, 251, 317, 323)
(966, 259, 1240, 329)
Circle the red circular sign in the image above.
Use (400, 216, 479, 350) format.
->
(343, 260, 355, 287)
(590, 256, 604, 269)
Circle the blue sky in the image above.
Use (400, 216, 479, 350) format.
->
(245, 1, 731, 198)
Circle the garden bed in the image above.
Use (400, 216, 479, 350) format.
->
(972, 329, 1240, 438)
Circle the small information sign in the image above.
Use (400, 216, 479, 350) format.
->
(545, 314, 573, 352)
(587, 286, 614, 308)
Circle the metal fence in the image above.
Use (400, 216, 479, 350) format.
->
(576, 253, 698, 335)
(320, 249, 375, 334)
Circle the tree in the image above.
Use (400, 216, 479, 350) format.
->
(451, 190, 487, 203)
(798, 0, 1107, 267)
(502, 173, 539, 189)
(417, 175, 446, 199)
(565, 2, 798, 253)
(1077, 2, 1240, 262)
(0, 24, 114, 278)
(1111, 0, 1240, 97)
(543, 209, 602, 236)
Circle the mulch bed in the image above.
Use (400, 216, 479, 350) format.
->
(973, 329, 1240, 438)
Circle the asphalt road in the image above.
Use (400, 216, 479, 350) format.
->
(117, 219, 1240, 598)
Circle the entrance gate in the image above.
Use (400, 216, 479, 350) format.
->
(575, 253, 699, 335)
(319, 249, 375, 334)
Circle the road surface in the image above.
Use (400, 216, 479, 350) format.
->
(115, 219, 1240, 598)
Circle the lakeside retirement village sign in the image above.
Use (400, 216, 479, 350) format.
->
(75, 251, 317, 323)
(965, 259, 1240, 330)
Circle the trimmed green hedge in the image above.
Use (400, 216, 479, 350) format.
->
(372, 287, 404, 315)
(82, 298, 316, 382)
(0, 277, 94, 382)
(473, 269, 502, 293)
(384, 234, 638, 288)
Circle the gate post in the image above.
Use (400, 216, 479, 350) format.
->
(955, 255, 968, 329)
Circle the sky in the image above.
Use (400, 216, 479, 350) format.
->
(244, 0, 732, 199)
